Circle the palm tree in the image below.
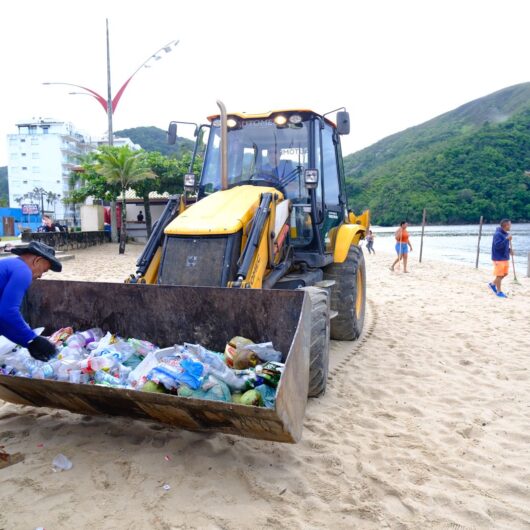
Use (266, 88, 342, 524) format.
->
(95, 146, 155, 254)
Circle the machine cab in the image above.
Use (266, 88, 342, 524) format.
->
(178, 109, 350, 266)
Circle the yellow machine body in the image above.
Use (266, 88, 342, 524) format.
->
(165, 185, 281, 236)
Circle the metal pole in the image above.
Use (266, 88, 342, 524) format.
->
(106, 19, 118, 244)
(475, 215, 483, 269)
(216, 100, 228, 190)
(419, 208, 426, 263)
(106, 19, 113, 147)
(527, 252, 530, 278)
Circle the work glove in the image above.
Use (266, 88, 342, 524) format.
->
(27, 336, 57, 362)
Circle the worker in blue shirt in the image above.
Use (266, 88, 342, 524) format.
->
(488, 219, 512, 298)
(0, 241, 62, 360)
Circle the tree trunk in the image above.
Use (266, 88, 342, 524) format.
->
(110, 201, 118, 243)
(119, 194, 127, 254)
(143, 194, 152, 237)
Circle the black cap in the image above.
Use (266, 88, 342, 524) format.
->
(11, 241, 62, 272)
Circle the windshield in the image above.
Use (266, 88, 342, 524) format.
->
(199, 115, 311, 200)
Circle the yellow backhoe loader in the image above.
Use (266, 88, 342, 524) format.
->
(0, 104, 369, 443)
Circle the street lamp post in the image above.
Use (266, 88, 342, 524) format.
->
(43, 19, 179, 241)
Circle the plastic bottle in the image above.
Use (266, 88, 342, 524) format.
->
(94, 370, 121, 386)
(81, 328, 104, 346)
(55, 358, 81, 381)
(25, 359, 58, 379)
(57, 346, 83, 361)
(64, 333, 86, 349)
(78, 355, 116, 373)
(64, 328, 104, 350)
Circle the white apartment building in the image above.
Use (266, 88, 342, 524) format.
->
(7, 118, 93, 224)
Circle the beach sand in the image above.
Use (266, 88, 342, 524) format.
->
(1, 243, 529, 529)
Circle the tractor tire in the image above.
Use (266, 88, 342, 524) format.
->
(324, 245, 366, 341)
(304, 286, 330, 398)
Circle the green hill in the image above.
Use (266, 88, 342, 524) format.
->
(115, 126, 194, 157)
(345, 83, 530, 225)
(0, 166, 8, 205)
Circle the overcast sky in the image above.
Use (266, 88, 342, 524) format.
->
(1, 0, 529, 166)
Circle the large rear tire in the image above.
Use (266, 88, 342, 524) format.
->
(324, 245, 366, 341)
(304, 287, 330, 398)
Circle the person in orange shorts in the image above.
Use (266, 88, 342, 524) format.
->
(489, 219, 512, 298)
(390, 221, 413, 272)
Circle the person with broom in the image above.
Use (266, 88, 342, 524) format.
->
(488, 219, 512, 298)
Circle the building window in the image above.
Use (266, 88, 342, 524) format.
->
(21, 152, 27, 157)
(32, 152, 39, 159)
(20, 139, 26, 143)
(22, 166, 28, 170)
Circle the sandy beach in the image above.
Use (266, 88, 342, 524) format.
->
(1, 242, 529, 529)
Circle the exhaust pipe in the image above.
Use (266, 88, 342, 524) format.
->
(216, 100, 228, 190)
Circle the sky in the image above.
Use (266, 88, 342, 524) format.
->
(1, 0, 529, 166)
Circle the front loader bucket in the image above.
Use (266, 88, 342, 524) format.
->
(0, 281, 311, 443)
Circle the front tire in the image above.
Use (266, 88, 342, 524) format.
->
(304, 287, 330, 398)
(324, 246, 366, 341)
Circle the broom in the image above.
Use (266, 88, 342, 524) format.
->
(510, 240, 521, 285)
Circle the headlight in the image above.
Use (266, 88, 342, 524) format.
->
(289, 114, 302, 124)
(274, 115, 287, 126)
(304, 169, 319, 189)
(184, 173, 196, 190)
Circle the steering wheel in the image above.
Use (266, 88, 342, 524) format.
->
(248, 173, 286, 194)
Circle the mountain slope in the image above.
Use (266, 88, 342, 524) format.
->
(345, 83, 530, 224)
(115, 126, 194, 157)
(0, 166, 8, 204)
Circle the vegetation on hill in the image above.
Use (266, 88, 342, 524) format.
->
(0, 166, 8, 206)
(345, 83, 530, 225)
(115, 126, 194, 157)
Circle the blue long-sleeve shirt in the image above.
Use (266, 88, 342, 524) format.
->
(0, 257, 37, 346)
(491, 227, 510, 261)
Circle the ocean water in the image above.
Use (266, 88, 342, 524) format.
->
(369, 223, 530, 271)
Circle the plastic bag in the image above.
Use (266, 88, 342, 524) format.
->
(52, 453, 72, 471)
(148, 358, 204, 390)
(255, 384, 277, 408)
(185, 343, 249, 391)
(241, 342, 282, 363)
(127, 346, 177, 389)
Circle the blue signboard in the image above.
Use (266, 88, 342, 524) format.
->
(21, 204, 40, 215)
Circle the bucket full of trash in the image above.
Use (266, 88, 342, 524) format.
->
(0, 280, 311, 443)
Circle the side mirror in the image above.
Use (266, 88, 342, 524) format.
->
(304, 169, 319, 190)
(167, 122, 177, 145)
(184, 173, 196, 192)
(336, 111, 350, 135)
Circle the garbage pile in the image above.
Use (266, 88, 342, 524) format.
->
(0, 328, 285, 408)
